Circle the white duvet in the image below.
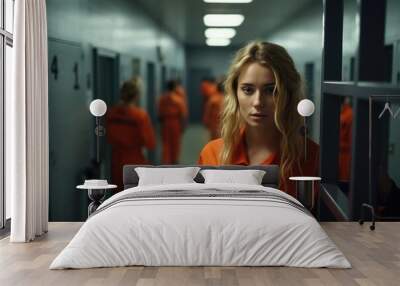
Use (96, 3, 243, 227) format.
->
(50, 183, 351, 269)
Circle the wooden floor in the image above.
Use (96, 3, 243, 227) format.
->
(0, 222, 399, 286)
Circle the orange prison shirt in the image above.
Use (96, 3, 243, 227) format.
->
(176, 84, 189, 126)
(106, 105, 156, 191)
(158, 91, 187, 164)
(338, 103, 352, 181)
(198, 134, 320, 199)
(200, 81, 217, 100)
(203, 91, 224, 140)
(176, 85, 188, 108)
(200, 81, 217, 116)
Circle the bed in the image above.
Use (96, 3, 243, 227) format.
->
(50, 165, 350, 269)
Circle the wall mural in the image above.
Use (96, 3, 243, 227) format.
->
(45, 0, 400, 221)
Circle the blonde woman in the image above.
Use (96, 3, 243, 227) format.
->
(198, 41, 319, 198)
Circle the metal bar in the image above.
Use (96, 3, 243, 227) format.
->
(321, 0, 343, 81)
(368, 96, 393, 219)
(358, 203, 376, 230)
(368, 95, 400, 98)
(320, 184, 349, 221)
(325, 81, 400, 88)
(322, 82, 400, 98)
(369, 96, 372, 209)
(357, 0, 387, 82)
(349, 98, 370, 219)
(320, 0, 344, 187)
(320, 93, 341, 183)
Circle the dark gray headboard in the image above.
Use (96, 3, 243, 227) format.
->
(123, 165, 280, 189)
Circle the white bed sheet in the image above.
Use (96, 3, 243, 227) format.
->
(50, 183, 351, 269)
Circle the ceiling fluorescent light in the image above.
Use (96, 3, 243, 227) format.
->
(206, 38, 231, 46)
(203, 0, 253, 3)
(203, 14, 244, 27)
(205, 28, 236, 38)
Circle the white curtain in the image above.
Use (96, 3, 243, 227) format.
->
(8, 0, 49, 242)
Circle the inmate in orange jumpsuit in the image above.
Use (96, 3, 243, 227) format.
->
(158, 91, 188, 164)
(176, 84, 189, 128)
(200, 80, 217, 100)
(338, 103, 352, 181)
(106, 105, 156, 191)
(200, 80, 217, 117)
(203, 91, 224, 140)
(198, 132, 320, 199)
(176, 84, 188, 108)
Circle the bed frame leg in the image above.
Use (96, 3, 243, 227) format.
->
(358, 203, 375, 230)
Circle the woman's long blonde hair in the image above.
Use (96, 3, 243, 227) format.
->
(220, 41, 304, 183)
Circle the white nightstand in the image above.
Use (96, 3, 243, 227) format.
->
(77, 183, 117, 216)
(289, 176, 321, 210)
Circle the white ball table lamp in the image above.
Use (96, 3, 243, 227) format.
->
(89, 99, 107, 164)
(297, 99, 315, 162)
(290, 99, 320, 212)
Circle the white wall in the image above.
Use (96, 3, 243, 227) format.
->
(47, 0, 186, 108)
(186, 46, 238, 79)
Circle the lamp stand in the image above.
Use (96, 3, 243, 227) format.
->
(94, 117, 106, 164)
(304, 116, 307, 162)
(95, 117, 100, 164)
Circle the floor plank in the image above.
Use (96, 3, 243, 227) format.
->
(0, 222, 399, 286)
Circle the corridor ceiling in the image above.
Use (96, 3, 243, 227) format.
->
(135, 0, 318, 47)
